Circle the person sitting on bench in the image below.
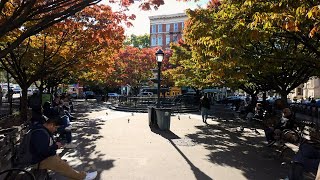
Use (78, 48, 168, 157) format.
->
(288, 140, 320, 180)
(254, 103, 264, 119)
(264, 108, 295, 146)
(30, 117, 97, 180)
(29, 107, 47, 126)
(43, 101, 76, 149)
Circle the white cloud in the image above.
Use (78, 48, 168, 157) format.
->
(105, 0, 209, 36)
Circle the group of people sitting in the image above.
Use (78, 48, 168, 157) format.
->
(239, 99, 320, 179)
(30, 93, 76, 148)
(263, 107, 296, 146)
(237, 98, 296, 143)
(27, 93, 97, 180)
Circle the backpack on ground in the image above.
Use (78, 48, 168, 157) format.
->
(14, 128, 49, 168)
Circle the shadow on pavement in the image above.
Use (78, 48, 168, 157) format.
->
(185, 104, 291, 180)
(168, 138, 213, 180)
(72, 100, 108, 118)
(151, 127, 213, 180)
(150, 126, 180, 139)
(50, 101, 115, 180)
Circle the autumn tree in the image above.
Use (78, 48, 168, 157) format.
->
(168, 40, 223, 89)
(106, 46, 156, 90)
(124, 34, 150, 48)
(172, 0, 319, 105)
(160, 49, 175, 88)
(0, 0, 103, 59)
(0, 0, 194, 59)
(247, 0, 320, 60)
(1, 4, 127, 121)
(43, 69, 74, 94)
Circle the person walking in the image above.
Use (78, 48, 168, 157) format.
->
(199, 94, 210, 124)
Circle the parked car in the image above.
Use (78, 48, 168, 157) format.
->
(107, 93, 120, 97)
(70, 93, 78, 99)
(84, 91, 95, 99)
(12, 87, 21, 94)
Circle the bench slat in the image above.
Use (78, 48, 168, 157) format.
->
(0, 145, 12, 157)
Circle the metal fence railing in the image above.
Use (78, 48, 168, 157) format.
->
(290, 103, 320, 129)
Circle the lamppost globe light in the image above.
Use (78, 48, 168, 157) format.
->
(156, 49, 164, 62)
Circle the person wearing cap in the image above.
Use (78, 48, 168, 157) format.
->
(30, 117, 97, 180)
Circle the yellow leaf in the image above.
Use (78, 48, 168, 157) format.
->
(307, 11, 313, 18)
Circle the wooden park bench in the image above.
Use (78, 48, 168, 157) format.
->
(0, 124, 49, 180)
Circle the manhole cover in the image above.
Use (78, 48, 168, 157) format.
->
(171, 138, 197, 146)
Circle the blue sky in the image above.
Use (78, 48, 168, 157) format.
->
(106, 0, 210, 36)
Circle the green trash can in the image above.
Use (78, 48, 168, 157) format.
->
(155, 108, 171, 130)
(148, 106, 157, 127)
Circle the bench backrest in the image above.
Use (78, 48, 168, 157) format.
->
(0, 124, 28, 171)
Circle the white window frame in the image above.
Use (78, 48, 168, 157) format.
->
(174, 23, 178, 32)
(158, 36, 163, 45)
(151, 25, 156, 34)
(158, 24, 162, 33)
(151, 35, 156, 46)
(166, 35, 170, 45)
(166, 24, 170, 32)
(181, 22, 184, 30)
(173, 35, 178, 42)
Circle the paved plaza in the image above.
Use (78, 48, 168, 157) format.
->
(52, 101, 292, 180)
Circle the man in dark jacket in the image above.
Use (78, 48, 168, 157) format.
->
(30, 117, 97, 180)
(43, 101, 76, 149)
(264, 108, 296, 146)
(199, 94, 211, 124)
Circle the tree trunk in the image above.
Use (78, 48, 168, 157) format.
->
(20, 86, 28, 122)
(280, 91, 288, 108)
(38, 79, 44, 105)
(6, 72, 12, 114)
(39, 86, 44, 105)
(251, 94, 257, 106)
(262, 92, 267, 108)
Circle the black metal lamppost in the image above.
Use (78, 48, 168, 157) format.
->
(156, 49, 164, 108)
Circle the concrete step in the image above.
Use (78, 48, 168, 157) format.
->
(109, 105, 198, 113)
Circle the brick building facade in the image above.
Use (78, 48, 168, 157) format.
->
(148, 13, 188, 50)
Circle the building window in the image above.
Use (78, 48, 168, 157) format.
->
(174, 23, 178, 32)
(151, 35, 156, 46)
(151, 25, 156, 34)
(166, 35, 170, 45)
(181, 22, 184, 30)
(173, 35, 178, 42)
(158, 24, 162, 33)
(297, 88, 302, 95)
(166, 24, 170, 32)
(158, 36, 163, 45)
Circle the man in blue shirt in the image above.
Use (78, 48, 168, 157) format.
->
(30, 117, 97, 180)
